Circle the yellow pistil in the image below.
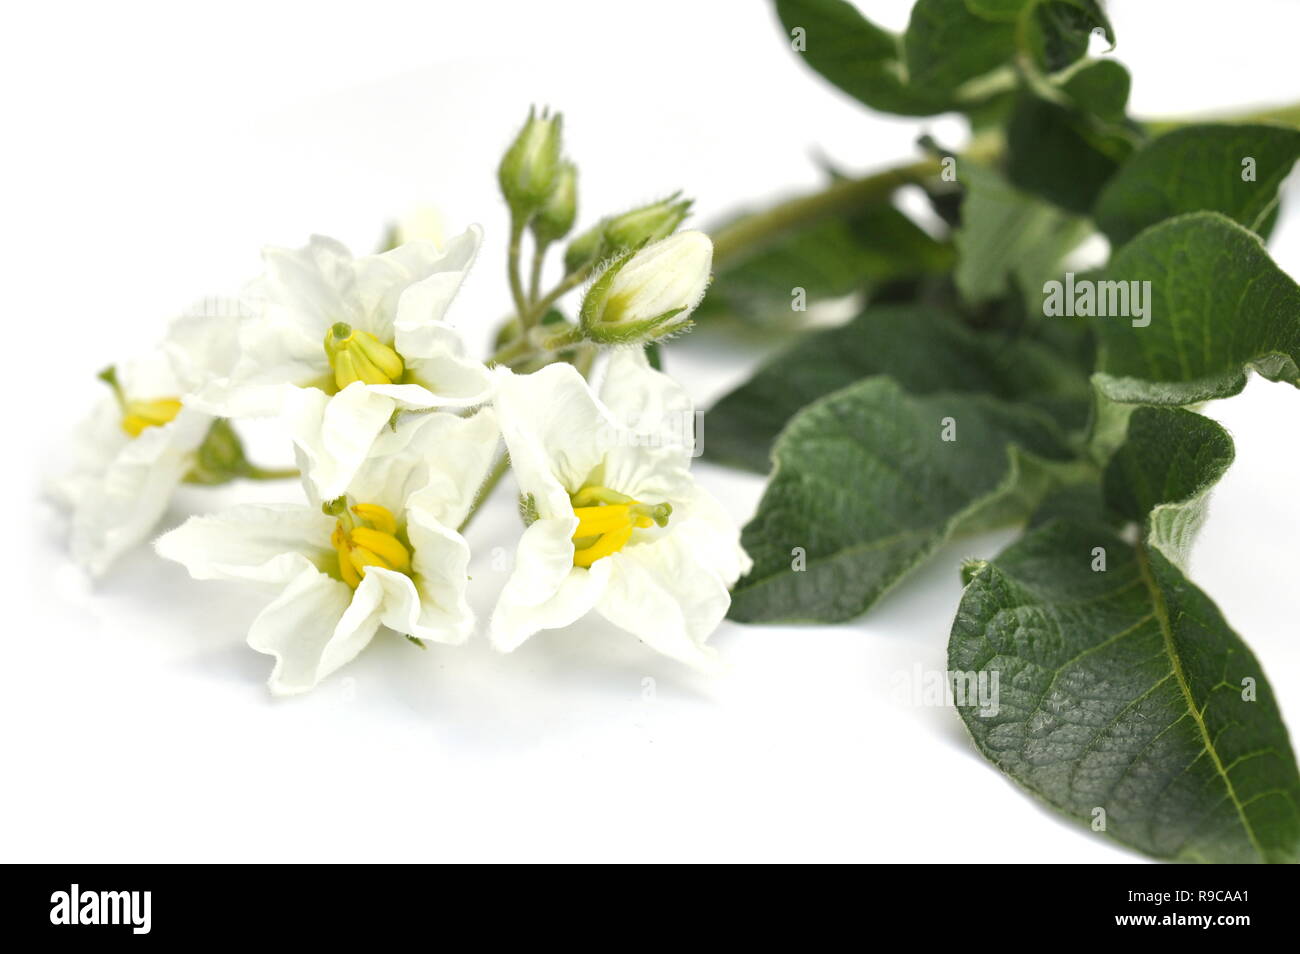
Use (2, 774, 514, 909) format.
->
(325, 498, 411, 589)
(99, 365, 183, 437)
(570, 486, 671, 568)
(323, 322, 405, 391)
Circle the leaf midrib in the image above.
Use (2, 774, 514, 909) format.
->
(1135, 540, 1267, 861)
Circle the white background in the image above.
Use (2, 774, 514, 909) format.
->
(4, 0, 1300, 862)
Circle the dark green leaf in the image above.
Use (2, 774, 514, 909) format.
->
(728, 377, 1080, 623)
(704, 304, 1091, 471)
(701, 201, 951, 326)
(1006, 93, 1131, 214)
(955, 165, 1091, 307)
(773, 0, 949, 115)
(1102, 406, 1233, 565)
(951, 407, 1300, 862)
(1092, 212, 1300, 404)
(1093, 124, 1300, 245)
(905, 0, 1016, 100)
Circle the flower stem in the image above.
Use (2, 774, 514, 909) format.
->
(528, 241, 548, 304)
(708, 157, 942, 269)
(507, 215, 530, 321)
(243, 465, 300, 481)
(459, 453, 511, 533)
(526, 259, 595, 326)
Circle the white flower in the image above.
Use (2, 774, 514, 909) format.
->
(579, 230, 712, 344)
(490, 349, 750, 670)
(190, 226, 494, 499)
(155, 409, 499, 695)
(50, 312, 240, 577)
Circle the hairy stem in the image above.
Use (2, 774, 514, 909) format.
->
(507, 216, 530, 321)
(459, 453, 511, 533)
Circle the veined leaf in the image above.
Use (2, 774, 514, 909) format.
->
(701, 202, 951, 326)
(955, 165, 1092, 307)
(964, 0, 1115, 72)
(1092, 212, 1300, 404)
(704, 304, 1091, 472)
(1101, 406, 1233, 567)
(950, 408, 1300, 862)
(773, 0, 950, 116)
(1094, 124, 1300, 245)
(728, 377, 1080, 623)
(905, 0, 1017, 100)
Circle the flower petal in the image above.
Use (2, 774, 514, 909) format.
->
(155, 503, 334, 583)
(365, 514, 474, 646)
(493, 363, 610, 515)
(389, 225, 482, 356)
(284, 382, 398, 500)
(68, 408, 211, 577)
(400, 408, 500, 530)
(489, 516, 611, 652)
(247, 565, 364, 696)
(596, 530, 732, 672)
(374, 350, 494, 408)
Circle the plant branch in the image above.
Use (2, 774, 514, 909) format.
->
(507, 216, 530, 320)
(459, 453, 511, 533)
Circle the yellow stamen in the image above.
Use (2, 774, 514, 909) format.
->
(352, 503, 398, 536)
(121, 398, 183, 437)
(328, 500, 410, 589)
(99, 365, 184, 437)
(350, 527, 412, 573)
(568, 486, 672, 568)
(323, 322, 405, 391)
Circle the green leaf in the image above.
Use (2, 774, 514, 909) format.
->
(964, 0, 1114, 72)
(773, 0, 950, 115)
(950, 408, 1300, 863)
(1092, 212, 1300, 404)
(1093, 124, 1300, 245)
(1005, 94, 1131, 214)
(905, 0, 1016, 100)
(727, 377, 1080, 623)
(700, 202, 951, 326)
(955, 165, 1091, 307)
(704, 304, 1091, 472)
(1061, 57, 1130, 121)
(1003, 60, 1139, 215)
(1102, 406, 1233, 567)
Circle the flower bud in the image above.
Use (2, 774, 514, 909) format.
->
(578, 231, 713, 344)
(324, 322, 404, 390)
(498, 107, 563, 217)
(531, 162, 577, 245)
(563, 221, 606, 274)
(602, 194, 692, 253)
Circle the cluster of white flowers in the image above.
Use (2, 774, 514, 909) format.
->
(54, 218, 751, 695)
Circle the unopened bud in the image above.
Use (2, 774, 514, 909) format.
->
(498, 107, 564, 216)
(578, 231, 712, 345)
(563, 221, 606, 274)
(602, 194, 692, 252)
(531, 162, 577, 245)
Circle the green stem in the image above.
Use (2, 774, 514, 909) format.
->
(459, 453, 511, 533)
(1142, 100, 1300, 135)
(526, 260, 596, 326)
(244, 465, 300, 481)
(528, 241, 548, 304)
(709, 157, 942, 269)
(490, 334, 534, 366)
(507, 216, 530, 321)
